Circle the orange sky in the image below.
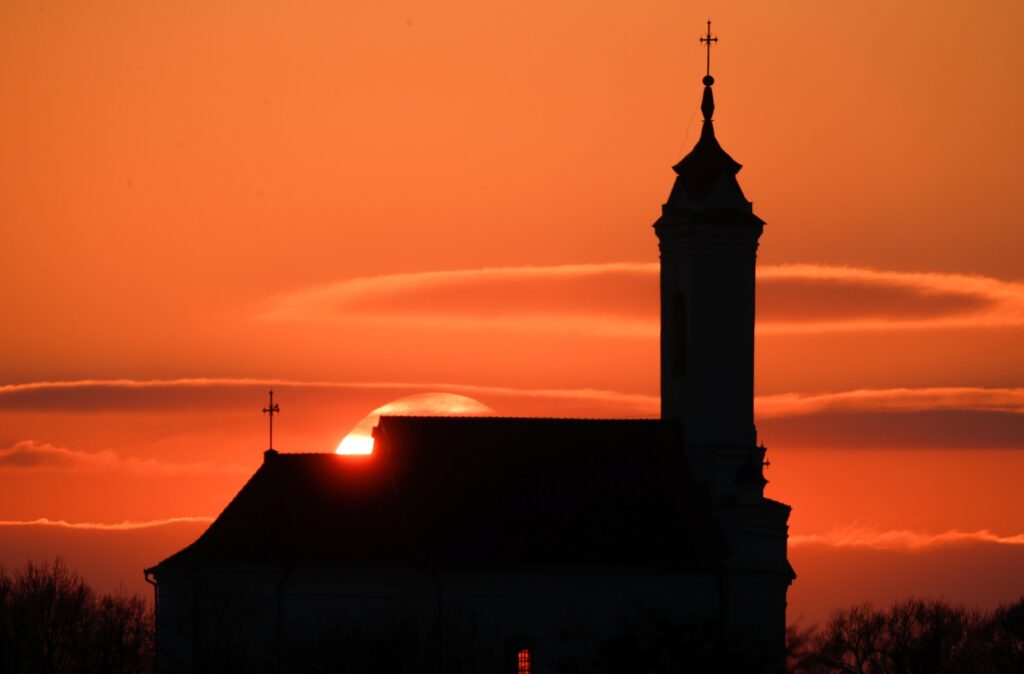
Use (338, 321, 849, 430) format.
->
(2, 0, 1024, 625)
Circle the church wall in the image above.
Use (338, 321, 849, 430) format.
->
(154, 571, 283, 674)
(721, 569, 790, 670)
(154, 566, 727, 673)
(155, 567, 438, 673)
(436, 568, 721, 673)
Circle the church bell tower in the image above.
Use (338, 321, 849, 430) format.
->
(655, 27, 766, 502)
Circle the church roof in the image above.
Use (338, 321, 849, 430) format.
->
(149, 417, 729, 574)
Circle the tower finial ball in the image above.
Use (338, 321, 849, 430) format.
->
(703, 75, 715, 86)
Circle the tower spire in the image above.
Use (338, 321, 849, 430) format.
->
(700, 19, 718, 81)
(699, 20, 718, 122)
(664, 20, 748, 207)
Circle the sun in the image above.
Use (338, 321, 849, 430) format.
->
(335, 433, 376, 455)
(335, 392, 495, 455)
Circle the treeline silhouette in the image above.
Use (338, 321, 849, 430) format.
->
(0, 559, 153, 674)
(0, 559, 1021, 673)
(788, 598, 1024, 673)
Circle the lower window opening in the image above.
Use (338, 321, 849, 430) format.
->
(517, 648, 531, 674)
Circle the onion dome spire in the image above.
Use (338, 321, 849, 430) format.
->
(659, 21, 761, 224)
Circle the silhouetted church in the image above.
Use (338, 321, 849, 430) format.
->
(147, 41, 794, 674)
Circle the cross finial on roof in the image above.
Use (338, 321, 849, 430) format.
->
(262, 390, 280, 450)
(700, 19, 718, 82)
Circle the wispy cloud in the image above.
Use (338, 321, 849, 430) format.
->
(790, 526, 1024, 550)
(7, 379, 1024, 421)
(259, 262, 1024, 336)
(756, 388, 1024, 449)
(0, 440, 245, 475)
(759, 264, 1024, 334)
(0, 378, 660, 416)
(0, 517, 214, 531)
(757, 387, 1024, 419)
(261, 263, 658, 337)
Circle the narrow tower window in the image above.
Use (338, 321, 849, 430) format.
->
(517, 648, 531, 674)
(673, 292, 687, 375)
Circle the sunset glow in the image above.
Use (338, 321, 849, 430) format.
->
(2, 0, 1023, 630)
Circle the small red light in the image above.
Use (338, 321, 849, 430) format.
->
(517, 648, 530, 674)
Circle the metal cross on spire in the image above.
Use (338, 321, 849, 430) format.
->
(700, 19, 718, 79)
(262, 390, 280, 450)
